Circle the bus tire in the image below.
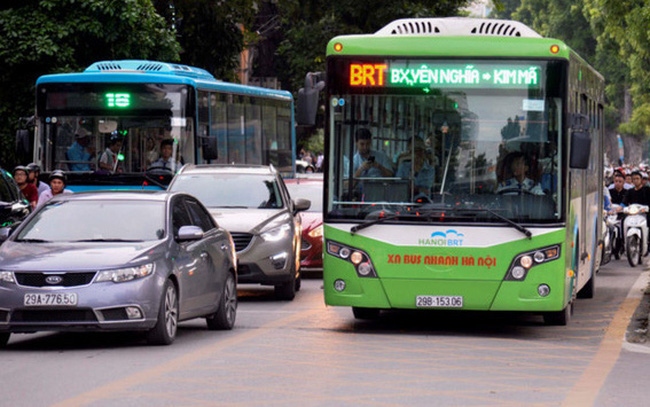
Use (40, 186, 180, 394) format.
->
(577, 273, 595, 299)
(543, 302, 572, 326)
(352, 307, 380, 320)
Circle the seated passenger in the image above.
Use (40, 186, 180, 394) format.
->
(396, 137, 434, 197)
(496, 152, 544, 195)
(149, 139, 181, 172)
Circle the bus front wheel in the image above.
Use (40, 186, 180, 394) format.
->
(543, 302, 572, 326)
(352, 307, 380, 320)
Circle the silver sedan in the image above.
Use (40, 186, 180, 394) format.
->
(0, 191, 237, 347)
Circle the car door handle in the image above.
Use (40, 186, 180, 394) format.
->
(221, 244, 228, 250)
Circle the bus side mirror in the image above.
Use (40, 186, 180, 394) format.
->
(15, 129, 31, 156)
(569, 130, 590, 169)
(201, 136, 218, 161)
(569, 114, 591, 169)
(296, 72, 325, 126)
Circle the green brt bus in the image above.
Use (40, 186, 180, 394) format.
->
(321, 18, 604, 325)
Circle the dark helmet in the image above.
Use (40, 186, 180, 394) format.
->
(27, 162, 41, 173)
(13, 165, 30, 177)
(49, 170, 67, 184)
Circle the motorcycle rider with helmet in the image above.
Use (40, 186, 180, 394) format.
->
(37, 170, 73, 208)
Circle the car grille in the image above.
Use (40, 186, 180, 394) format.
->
(15, 272, 97, 287)
(11, 309, 98, 323)
(230, 233, 254, 252)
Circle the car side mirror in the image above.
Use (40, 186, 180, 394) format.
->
(0, 227, 12, 242)
(177, 225, 204, 241)
(293, 198, 311, 214)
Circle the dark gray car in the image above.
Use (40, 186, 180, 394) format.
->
(0, 191, 237, 347)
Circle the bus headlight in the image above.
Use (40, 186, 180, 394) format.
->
(327, 240, 377, 278)
(504, 245, 561, 281)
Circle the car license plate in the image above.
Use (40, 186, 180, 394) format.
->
(24, 293, 78, 306)
(416, 295, 463, 308)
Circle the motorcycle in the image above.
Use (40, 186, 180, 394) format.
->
(623, 203, 649, 267)
(605, 204, 624, 261)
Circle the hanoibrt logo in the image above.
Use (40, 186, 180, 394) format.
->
(419, 229, 465, 246)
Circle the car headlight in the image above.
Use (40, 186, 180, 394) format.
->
(0, 271, 16, 284)
(95, 263, 154, 283)
(260, 224, 291, 242)
(308, 225, 323, 238)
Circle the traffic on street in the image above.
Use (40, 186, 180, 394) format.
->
(0, 251, 649, 406)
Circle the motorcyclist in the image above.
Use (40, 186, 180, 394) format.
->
(623, 170, 650, 252)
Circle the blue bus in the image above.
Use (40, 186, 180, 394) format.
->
(31, 60, 296, 191)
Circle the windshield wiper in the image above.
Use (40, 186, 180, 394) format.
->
(473, 207, 532, 239)
(15, 238, 50, 243)
(350, 213, 404, 234)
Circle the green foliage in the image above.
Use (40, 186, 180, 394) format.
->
(154, 0, 257, 82)
(275, 0, 471, 92)
(0, 0, 180, 167)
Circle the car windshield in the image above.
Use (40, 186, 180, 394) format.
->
(170, 173, 284, 209)
(16, 200, 166, 242)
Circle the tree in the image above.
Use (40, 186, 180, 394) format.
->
(153, 0, 257, 82)
(0, 0, 180, 167)
(273, 0, 471, 92)
(584, 0, 650, 138)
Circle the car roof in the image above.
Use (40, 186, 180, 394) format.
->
(177, 164, 277, 176)
(47, 190, 179, 204)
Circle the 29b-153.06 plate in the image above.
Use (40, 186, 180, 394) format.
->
(415, 295, 463, 308)
(24, 293, 78, 306)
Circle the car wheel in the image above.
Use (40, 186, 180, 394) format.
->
(0, 332, 10, 348)
(147, 280, 179, 345)
(274, 266, 296, 301)
(206, 272, 237, 330)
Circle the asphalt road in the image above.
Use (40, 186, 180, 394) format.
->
(1, 262, 649, 406)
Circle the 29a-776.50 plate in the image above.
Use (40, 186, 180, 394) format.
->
(415, 295, 463, 308)
(24, 293, 78, 306)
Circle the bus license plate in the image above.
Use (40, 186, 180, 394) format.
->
(24, 293, 78, 306)
(416, 295, 463, 308)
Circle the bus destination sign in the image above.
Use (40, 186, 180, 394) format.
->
(348, 61, 542, 90)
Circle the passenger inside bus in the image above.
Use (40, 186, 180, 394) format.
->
(98, 135, 123, 173)
(67, 128, 96, 171)
(149, 139, 181, 172)
(395, 136, 434, 199)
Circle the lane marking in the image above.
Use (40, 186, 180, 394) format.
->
(51, 302, 323, 407)
(562, 271, 650, 406)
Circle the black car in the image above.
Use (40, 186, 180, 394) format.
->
(0, 167, 30, 229)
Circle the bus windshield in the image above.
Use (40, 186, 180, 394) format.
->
(327, 59, 563, 224)
(36, 83, 192, 176)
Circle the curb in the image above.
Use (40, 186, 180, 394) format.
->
(622, 266, 650, 353)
